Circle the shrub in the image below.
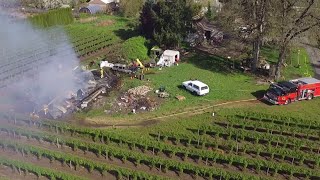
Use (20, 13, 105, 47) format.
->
(121, 36, 149, 62)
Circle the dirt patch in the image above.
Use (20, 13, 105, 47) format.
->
(96, 20, 114, 27)
(79, 17, 98, 23)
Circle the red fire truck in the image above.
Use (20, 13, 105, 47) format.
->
(264, 77, 320, 105)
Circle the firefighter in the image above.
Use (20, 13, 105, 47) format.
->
(175, 55, 179, 66)
(43, 105, 49, 115)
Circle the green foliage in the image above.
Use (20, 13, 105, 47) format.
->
(206, 1, 213, 19)
(140, 0, 200, 47)
(121, 36, 149, 61)
(0, 155, 86, 180)
(29, 8, 74, 28)
(0, 124, 262, 180)
(3, 111, 320, 179)
(261, 46, 314, 79)
(120, 0, 144, 17)
(64, 25, 118, 57)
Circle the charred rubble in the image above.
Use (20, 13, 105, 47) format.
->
(2, 68, 118, 120)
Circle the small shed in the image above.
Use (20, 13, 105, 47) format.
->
(157, 50, 180, 67)
(79, 4, 105, 14)
(193, 18, 224, 43)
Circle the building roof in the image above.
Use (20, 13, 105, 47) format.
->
(297, 77, 320, 84)
(80, 4, 104, 14)
(163, 50, 179, 56)
(89, 0, 117, 5)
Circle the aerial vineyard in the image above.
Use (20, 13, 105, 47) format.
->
(64, 25, 119, 58)
(0, 111, 319, 180)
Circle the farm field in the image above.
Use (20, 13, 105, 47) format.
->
(1, 8, 320, 180)
(0, 100, 319, 180)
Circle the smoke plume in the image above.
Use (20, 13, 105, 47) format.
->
(0, 2, 82, 114)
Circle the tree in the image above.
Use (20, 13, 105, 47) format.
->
(217, 0, 270, 72)
(139, 0, 156, 38)
(271, 0, 320, 80)
(206, 1, 213, 20)
(140, 0, 201, 48)
(120, 0, 144, 18)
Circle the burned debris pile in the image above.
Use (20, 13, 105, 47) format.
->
(2, 67, 119, 120)
(107, 85, 158, 114)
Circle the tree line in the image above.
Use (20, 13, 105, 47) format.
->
(136, 0, 320, 80)
(217, 0, 320, 79)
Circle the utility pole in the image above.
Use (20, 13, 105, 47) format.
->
(297, 49, 301, 68)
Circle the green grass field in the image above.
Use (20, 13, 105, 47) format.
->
(261, 46, 314, 79)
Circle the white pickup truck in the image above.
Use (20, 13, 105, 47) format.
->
(182, 80, 209, 96)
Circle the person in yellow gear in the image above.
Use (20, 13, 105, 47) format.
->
(100, 68, 104, 79)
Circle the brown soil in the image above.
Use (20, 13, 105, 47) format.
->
(0, 165, 42, 180)
(1, 119, 314, 180)
(0, 148, 106, 180)
(0, 122, 269, 179)
(96, 20, 114, 27)
(79, 44, 121, 62)
(79, 17, 98, 23)
(0, 125, 190, 180)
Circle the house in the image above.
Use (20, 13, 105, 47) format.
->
(194, 18, 224, 43)
(79, 0, 119, 14)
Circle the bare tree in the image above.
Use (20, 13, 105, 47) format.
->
(249, 0, 268, 71)
(271, 0, 320, 80)
(218, 0, 270, 71)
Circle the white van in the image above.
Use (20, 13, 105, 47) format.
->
(182, 80, 209, 96)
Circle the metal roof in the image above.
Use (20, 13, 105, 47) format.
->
(163, 50, 179, 56)
(80, 4, 104, 14)
(297, 77, 320, 84)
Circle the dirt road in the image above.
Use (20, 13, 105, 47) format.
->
(78, 98, 260, 128)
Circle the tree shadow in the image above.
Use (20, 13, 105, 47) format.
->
(185, 50, 242, 75)
(113, 28, 140, 40)
(251, 90, 273, 106)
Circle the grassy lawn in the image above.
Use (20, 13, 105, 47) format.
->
(261, 46, 314, 79)
(66, 15, 316, 122)
(78, 53, 269, 120)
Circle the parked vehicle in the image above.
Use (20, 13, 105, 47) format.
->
(182, 80, 209, 96)
(111, 64, 134, 74)
(264, 77, 320, 105)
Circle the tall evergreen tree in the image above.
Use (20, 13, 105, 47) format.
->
(140, 0, 155, 38)
(140, 0, 201, 48)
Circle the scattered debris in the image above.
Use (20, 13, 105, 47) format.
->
(79, 17, 97, 23)
(158, 92, 170, 98)
(127, 86, 152, 96)
(106, 85, 159, 115)
(175, 95, 186, 101)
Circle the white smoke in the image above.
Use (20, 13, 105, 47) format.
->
(0, 3, 83, 113)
